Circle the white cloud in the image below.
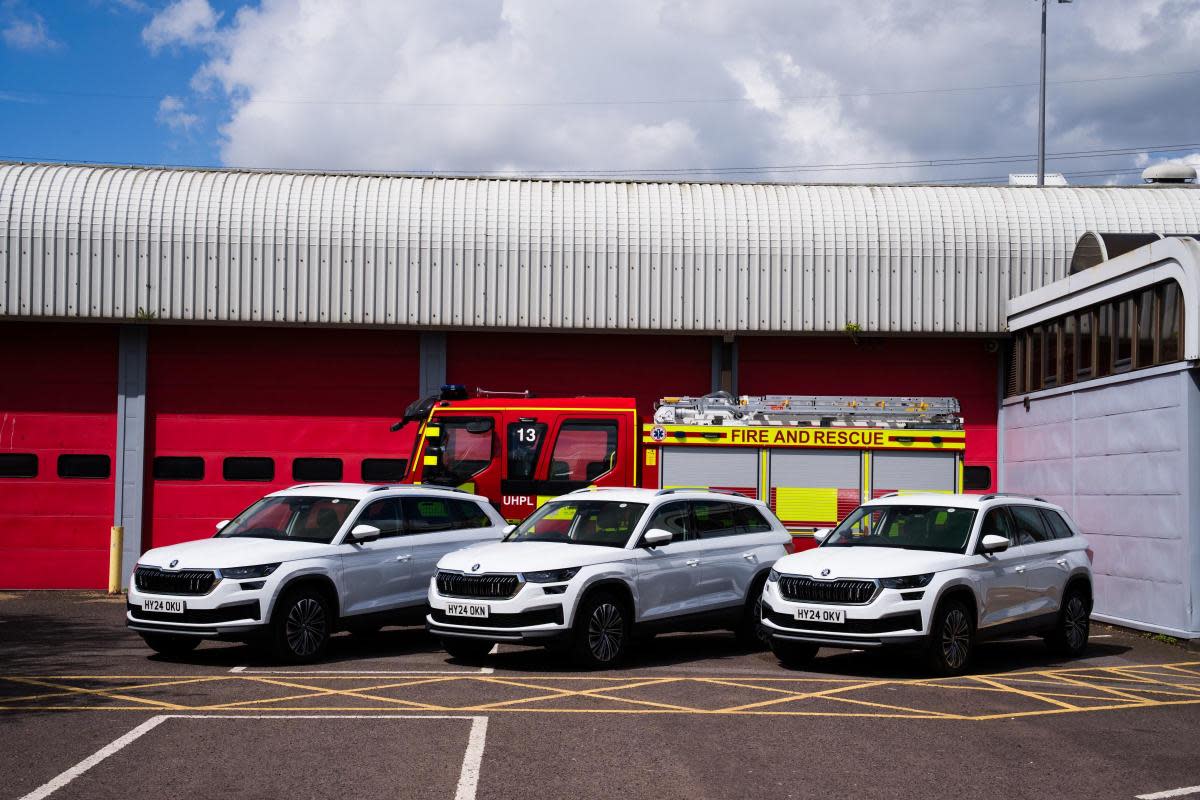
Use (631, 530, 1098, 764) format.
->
(156, 95, 199, 132)
(2, 10, 59, 51)
(142, 0, 220, 52)
(145, 0, 1200, 184)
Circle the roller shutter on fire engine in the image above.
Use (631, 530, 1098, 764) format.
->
(769, 450, 861, 528)
(871, 451, 956, 497)
(659, 447, 759, 499)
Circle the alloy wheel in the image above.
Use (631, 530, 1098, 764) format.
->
(1064, 595, 1088, 650)
(940, 608, 970, 670)
(588, 603, 624, 662)
(286, 597, 327, 657)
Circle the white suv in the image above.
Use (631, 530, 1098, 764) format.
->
(426, 488, 793, 667)
(760, 493, 1094, 675)
(126, 483, 506, 663)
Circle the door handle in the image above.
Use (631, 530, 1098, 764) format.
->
(396, 554, 412, 562)
(742, 553, 757, 562)
(685, 559, 700, 567)
(1056, 559, 1068, 567)
(1015, 566, 1026, 574)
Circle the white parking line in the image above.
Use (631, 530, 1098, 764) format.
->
(18, 713, 489, 800)
(1137, 786, 1200, 799)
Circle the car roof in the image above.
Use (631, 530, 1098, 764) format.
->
(550, 487, 766, 506)
(268, 483, 489, 503)
(863, 492, 1064, 512)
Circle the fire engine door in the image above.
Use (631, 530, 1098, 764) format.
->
(658, 447, 759, 499)
(421, 414, 502, 499)
(871, 451, 958, 497)
(768, 450, 862, 530)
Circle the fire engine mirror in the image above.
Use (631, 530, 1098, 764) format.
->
(980, 534, 1010, 554)
(215, 519, 231, 532)
(465, 420, 494, 434)
(348, 524, 382, 543)
(812, 527, 832, 543)
(643, 528, 673, 547)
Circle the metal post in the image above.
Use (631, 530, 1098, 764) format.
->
(1038, 0, 1048, 187)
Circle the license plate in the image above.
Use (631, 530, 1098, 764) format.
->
(142, 598, 185, 614)
(446, 602, 489, 618)
(794, 606, 844, 624)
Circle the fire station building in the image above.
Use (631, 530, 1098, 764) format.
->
(2, 161, 1200, 636)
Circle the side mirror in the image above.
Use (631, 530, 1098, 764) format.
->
(348, 524, 382, 543)
(812, 528, 832, 544)
(215, 520, 231, 532)
(980, 534, 1010, 554)
(501, 524, 516, 535)
(642, 528, 673, 547)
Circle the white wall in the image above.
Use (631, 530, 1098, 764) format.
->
(1001, 369, 1198, 637)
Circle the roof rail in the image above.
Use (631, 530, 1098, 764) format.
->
(566, 486, 626, 495)
(979, 492, 1047, 503)
(367, 484, 469, 494)
(655, 487, 748, 498)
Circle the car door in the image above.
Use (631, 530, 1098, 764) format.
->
(338, 497, 413, 616)
(690, 500, 764, 611)
(1011, 505, 1068, 619)
(401, 496, 503, 607)
(973, 507, 1036, 631)
(633, 501, 710, 622)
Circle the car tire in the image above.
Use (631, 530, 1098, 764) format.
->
(925, 598, 974, 677)
(140, 633, 200, 658)
(771, 639, 819, 669)
(571, 590, 630, 669)
(442, 638, 494, 663)
(735, 575, 769, 650)
(1045, 585, 1090, 658)
(269, 587, 331, 664)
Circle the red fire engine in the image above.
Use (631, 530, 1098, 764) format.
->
(398, 388, 966, 551)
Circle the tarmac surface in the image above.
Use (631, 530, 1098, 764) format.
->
(1, 591, 1198, 800)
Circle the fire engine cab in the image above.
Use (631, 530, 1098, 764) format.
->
(399, 389, 965, 551)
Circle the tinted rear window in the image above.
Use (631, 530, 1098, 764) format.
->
(223, 457, 275, 482)
(293, 458, 343, 482)
(57, 454, 111, 479)
(154, 456, 205, 481)
(0, 453, 38, 478)
(1040, 509, 1075, 540)
(362, 458, 408, 482)
(1009, 506, 1051, 544)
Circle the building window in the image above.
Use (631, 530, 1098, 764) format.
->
(57, 454, 112, 479)
(1027, 326, 1043, 391)
(153, 456, 205, 481)
(223, 457, 275, 482)
(963, 465, 992, 491)
(1043, 321, 1059, 388)
(1114, 297, 1134, 372)
(1136, 288, 1156, 368)
(1061, 315, 1075, 384)
(0, 453, 38, 478)
(1096, 303, 1112, 378)
(361, 458, 408, 483)
(1160, 282, 1183, 363)
(1076, 310, 1093, 379)
(293, 458, 343, 482)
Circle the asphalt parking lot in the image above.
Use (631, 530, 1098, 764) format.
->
(2, 592, 1199, 800)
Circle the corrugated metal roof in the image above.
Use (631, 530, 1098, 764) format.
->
(3, 161, 1200, 334)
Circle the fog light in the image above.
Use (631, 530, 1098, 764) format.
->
(240, 581, 266, 591)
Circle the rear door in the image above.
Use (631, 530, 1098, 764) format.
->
(634, 501, 709, 621)
(692, 500, 777, 611)
(1011, 505, 1065, 619)
(401, 496, 505, 605)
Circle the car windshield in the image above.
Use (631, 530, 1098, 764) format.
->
(504, 500, 648, 548)
(217, 495, 357, 544)
(823, 504, 977, 554)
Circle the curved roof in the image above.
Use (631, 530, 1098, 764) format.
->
(3, 162, 1200, 334)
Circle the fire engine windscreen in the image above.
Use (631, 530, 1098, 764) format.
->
(824, 505, 977, 555)
(504, 500, 649, 549)
(425, 418, 495, 486)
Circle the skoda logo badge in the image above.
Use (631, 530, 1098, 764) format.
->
(820, 568, 831, 577)
(169, 559, 179, 569)
(471, 563, 481, 572)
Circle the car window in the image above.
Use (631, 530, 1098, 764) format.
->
(507, 421, 548, 481)
(692, 501, 743, 539)
(1040, 509, 1075, 540)
(644, 501, 693, 542)
(547, 421, 619, 483)
(356, 498, 405, 538)
(505, 500, 648, 548)
(731, 503, 773, 534)
(977, 508, 1014, 552)
(1009, 505, 1051, 545)
(403, 497, 459, 534)
(451, 499, 494, 529)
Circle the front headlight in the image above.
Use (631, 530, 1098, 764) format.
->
(217, 563, 281, 580)
(767, 568, 781, 582)
(521, 567, 581, 583)
(880, 573, 934, 590)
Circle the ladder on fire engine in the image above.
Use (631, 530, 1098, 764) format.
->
(653, 392, 962, 430)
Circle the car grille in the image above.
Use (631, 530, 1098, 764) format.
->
(134, 566, 217, 596)
(778, 575, 878, 605)
(430, 606, 563, 628)
(765, 609, 921, 634)
(435, 572, 521, 599)
(127, 601, 260, 624)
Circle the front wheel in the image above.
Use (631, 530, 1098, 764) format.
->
(1045, 586, 1090, 657)
(269, 588, 331, 664)
(925, 599, 974, 676)
(441, 638, 494, 663)
(571, 591, 630, 668)
(141, 633, 200, 658)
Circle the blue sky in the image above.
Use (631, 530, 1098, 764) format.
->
(2, 1, 1198, 184)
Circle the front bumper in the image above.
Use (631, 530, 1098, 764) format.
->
(427, 576, 574, 644)
(759, 578, 929, 649)
(126, 578, 273, 638)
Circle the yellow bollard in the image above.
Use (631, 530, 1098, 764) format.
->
(109, 525, 124, 594)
